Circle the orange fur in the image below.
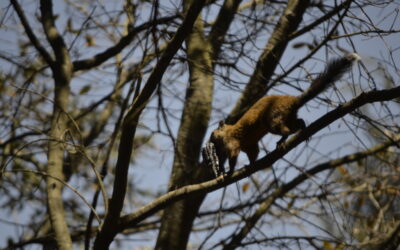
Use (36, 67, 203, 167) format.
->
(210, 96, 304, 171)
(210, 53, 360, 172)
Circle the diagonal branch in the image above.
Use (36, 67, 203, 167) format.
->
(127, 4, 207, 119)
(10, 0, 54, 65)
(72, 15, 178, 72)
(289, 0, 353, 39)
(155, 0, 245, 247)
(92, 1, 207, 249)
(267, 2, 351, 97)
(40, 0, 71, 70)
(227, 0, 311, 124)
(209, 0, 243, 60)
(119, 85, 400, 230)
(223, 133, 400, 248)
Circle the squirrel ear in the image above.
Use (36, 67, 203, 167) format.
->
(218, 120, 225, 128)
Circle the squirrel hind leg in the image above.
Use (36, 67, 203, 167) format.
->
(226, 139, 240, 174)
(228, 156, 237, 174)
(277, 135, 288, 147)
(243, 144, 259, 165)
(277, 118, 307, 147)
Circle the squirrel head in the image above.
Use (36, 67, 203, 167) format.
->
(210, 120, 227, 145)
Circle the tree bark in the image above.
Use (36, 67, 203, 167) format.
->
(46, 77, 73, 250)
(40, 0, 74, 249)
(154, 0, 244, 248)
(155, 1, 309, 249)
(92, 0, 207, 248)
(155, 5, 214, 249)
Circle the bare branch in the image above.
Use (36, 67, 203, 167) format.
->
(289, 0, 353, 39)
(72, 15, 178, 72)
(10, 0, 54, 65)
(155, 0, 247, 247)
(209, 0, 243, 59)
(227, 0, 311, 124)
(40, 0, 71, 70)
(119, 85, 400, 231)
(223, 134, 400, 248)
(92, 1, 208, 248)
(38, 1, 74, 249)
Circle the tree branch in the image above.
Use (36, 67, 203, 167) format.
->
(267, 2, 351, 96)
(223, 134, 400, 249)
(119, 85, 400, 230)
(155, 0, 245, 247)
(92, 1, 207, 249)
(289, 0, 353, 39)
(227, 0, 310, 124)
(10, 0, 54, 65)
(40, 0, 70, 70)
(209, 0, 243, 59)
(39, 1, 73, 249)
(72, 15, 178, 72)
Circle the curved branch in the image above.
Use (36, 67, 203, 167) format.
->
(6, 169, 101, 224)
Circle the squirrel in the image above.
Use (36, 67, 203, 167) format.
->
(209, 53, 360, 173)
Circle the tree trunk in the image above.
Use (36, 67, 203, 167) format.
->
(155, 6, 214, 249)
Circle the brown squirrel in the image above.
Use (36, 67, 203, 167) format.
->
(209, 53, 360, 173)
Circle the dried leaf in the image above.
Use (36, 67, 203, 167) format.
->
(85, 34, 95, 47)
(79, 85, 91, 95)
(242, 183, 250, 193)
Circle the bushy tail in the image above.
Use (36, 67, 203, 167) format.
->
(296, 53, 360, 107)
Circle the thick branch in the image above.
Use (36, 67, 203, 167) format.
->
(227, 0, 310, 124)
(209, 0, 243, 59)
(92, 1, 207, 249)
(38, 1, 73, 249)
(155, 0, 245, 248)
(119, 86, 400, 230)
(155, 0, 216, 247)
(10, 0, 54, 65)
(40, 0, 70, 68)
